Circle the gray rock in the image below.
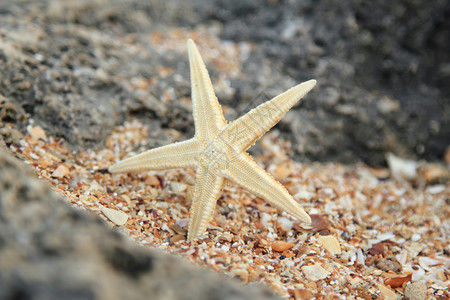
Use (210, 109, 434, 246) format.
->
(0, 0, 448, 165)
(0, 149, 279, 300)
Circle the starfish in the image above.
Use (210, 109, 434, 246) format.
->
(109, 39, 316, 241)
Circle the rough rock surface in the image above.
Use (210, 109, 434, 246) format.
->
(0, 149, 279, 300)
(0, 0, 449, 165)
(191, 0, 450, 164)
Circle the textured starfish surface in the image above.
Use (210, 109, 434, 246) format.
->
(109, 39, 316, 241)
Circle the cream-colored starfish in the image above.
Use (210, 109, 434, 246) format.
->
(109, 39, 316, 241)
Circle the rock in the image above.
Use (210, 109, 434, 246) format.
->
(301, 264, 329, 281)
(274, 165, 291, 180)
(291, 289, 314, 300)
(28, 126, 47, 140)
(145, 174, 161, 186)
(419, 164, 450, 184)
(295, 214, 330, 233)
(52, 164, 70, 178)
(277, 216, 294, 232)
(386, 152, 418, 181)
(170, 181, 188, 193)
(0, 149, 279, 300)
(271, 241, 295, 252)
(384, 273, 412, 288)
(101, 207, 129, 226)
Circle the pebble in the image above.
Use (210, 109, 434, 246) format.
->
(404, 281, 427, 300)
(271, 241, 295, 252)
(295, 214, 330, 233)
(176, 218, 189, 228)
(79, 195, 90, 204)
(170, 223, 187, 235)
(426, 185, 445, 195)
(292, 288, 313, 300)
(384, 273, 412, 288)
(301, 264, 329, 281)
(274, 165, 291, 180)
(385, 152, 417, 181)
(28, 126, 47, 140)
(230, 268, 249, 283)
(411, 233, 421, 242)
(277, 216, 294, 231)
(170, 182, 187, 193)
(52, 164, 70, 178)
(421, 164, 449, 184)
(170, 235, 186, 243)
(145, 175, 160, 186)
(101, 207, 128, 226)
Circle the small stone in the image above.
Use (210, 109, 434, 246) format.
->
(274, 165, 291, 180)
(120, 194, 131, 205)
(271, 241, 295, 252)
(384, 273, 412, 288)
(295, 214, 330, 233)
(386, 152, 417, 181)
(301, 264, 329, 281)
(176, 218, 189, 228)
(170, 234, 186, 243)
(377, 96, 400, 114)
(101, 207, 128, 226)
(79, 195, 90, 203)
(427, 185, 446, 194)
(52, 164, 70, 178)
(145, 175, 160, 186)
(350, 277, 363, 285)
(218, 232, 233, 242)
(376, 258, 402, 273)
(28, 126, 47, 140)
(369, 243, 386, 255)
(420, 164, 449, 184)
(370, 167, 390, 179)
(411, 233, 421, 242)
(38, 158, 49, 169)
(377, 283, 397, 300)
(404, 281, 427, 300)
(277, 216, 294, 231)
(292, 289, 313, 300)
(170, 223, 187, 235)
(317, 235, 341, 255)
(170, 181, 187, 193)
(230, 268, 248, 283)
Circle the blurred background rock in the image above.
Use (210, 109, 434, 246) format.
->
(1, 0, 448, 165)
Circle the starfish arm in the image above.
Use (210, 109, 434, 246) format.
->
(188, 165, 224, 241)
(109, 139, 201, 173)
(221, 80, 316, 151)
(224, 153, 311, 224)
(187, 39, 226, 139)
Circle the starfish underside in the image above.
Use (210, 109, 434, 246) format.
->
(109, 39, 316, 241)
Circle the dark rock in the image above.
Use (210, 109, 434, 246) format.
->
(0, 149, 279, 300)
(188, 0, 450, 165)
(0, 0, 448, 166)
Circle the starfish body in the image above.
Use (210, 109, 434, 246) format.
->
(109, 39, 316, 241)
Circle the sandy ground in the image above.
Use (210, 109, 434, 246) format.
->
(9, 120, 449, 299)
